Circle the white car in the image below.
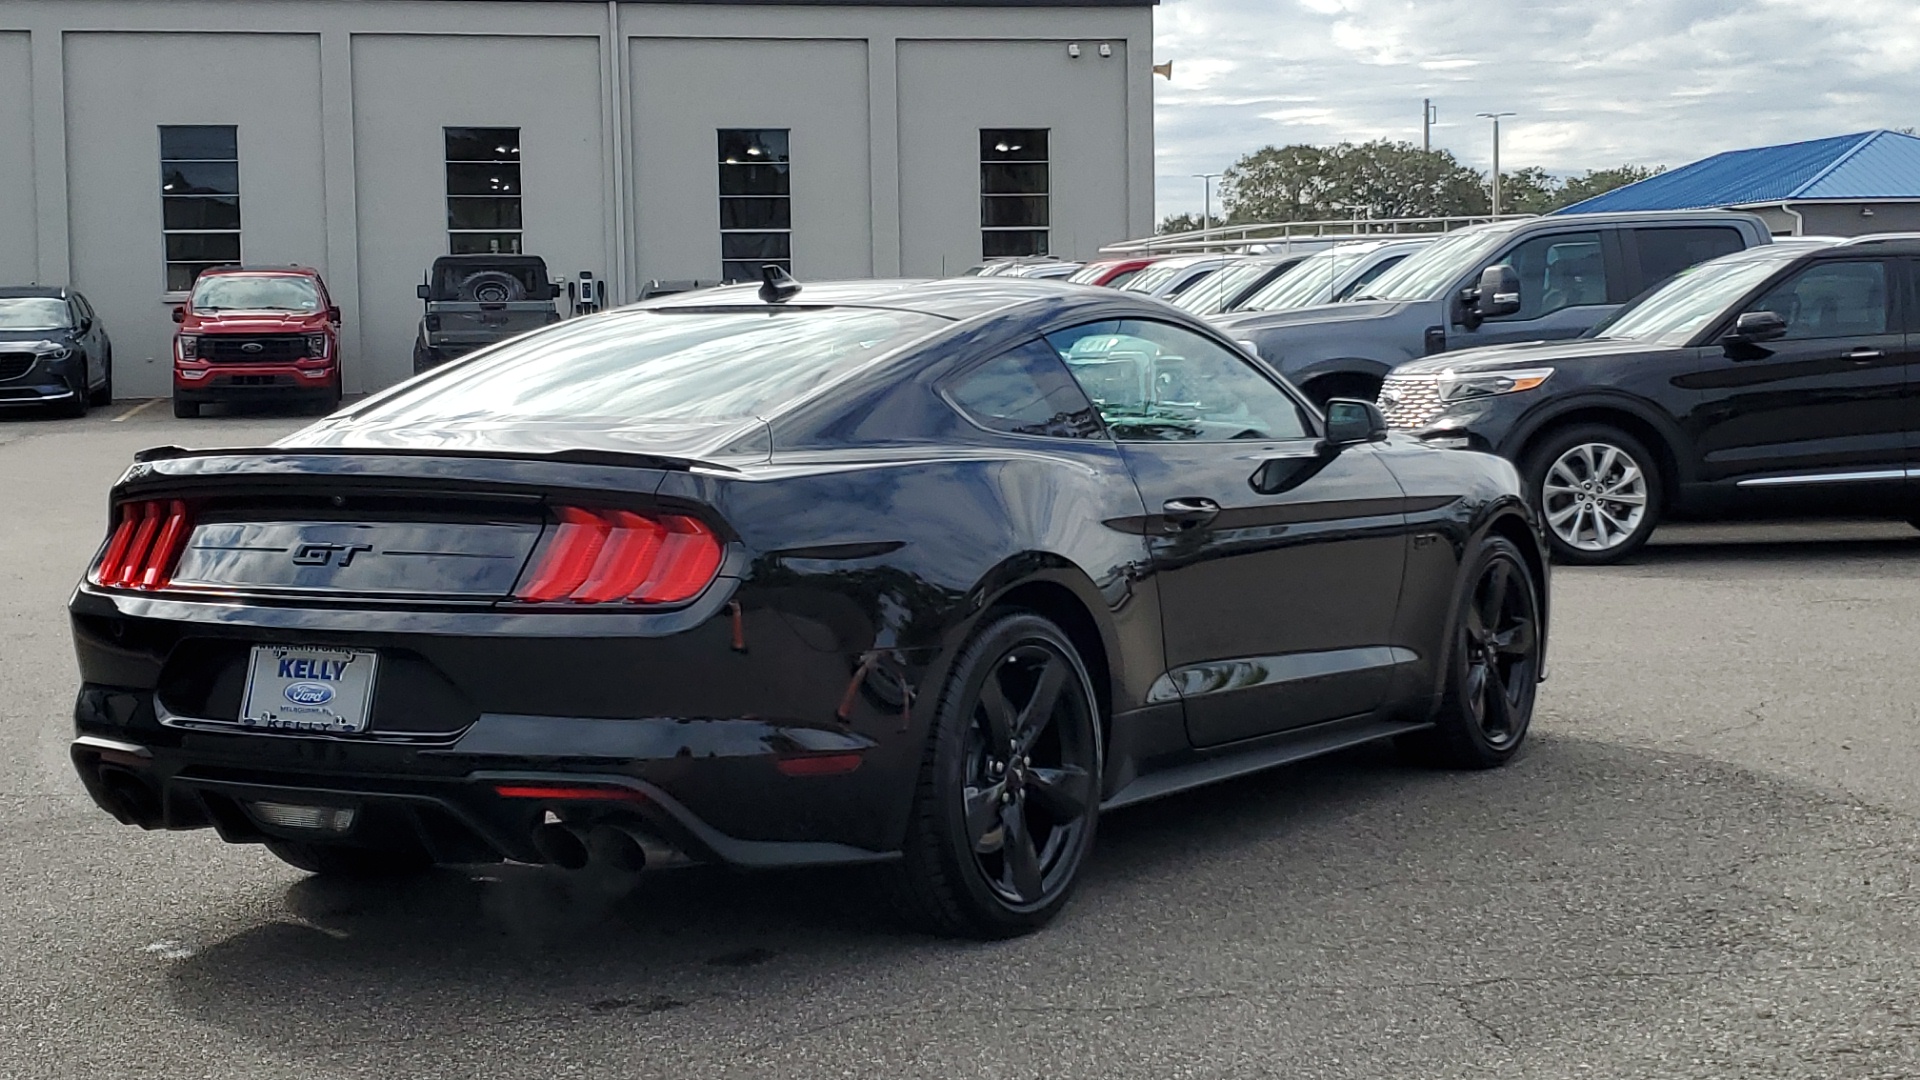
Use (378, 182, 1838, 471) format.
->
(1232, 238, 1437, 312)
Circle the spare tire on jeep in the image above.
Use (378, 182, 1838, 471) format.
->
(455, 270, 527, 304)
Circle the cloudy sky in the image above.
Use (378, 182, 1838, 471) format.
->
(1152, 0, 1920, 220)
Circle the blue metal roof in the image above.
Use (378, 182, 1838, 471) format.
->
(1554, 130, 1920, 214)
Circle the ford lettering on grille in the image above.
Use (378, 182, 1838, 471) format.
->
(283, 682, 336, 706)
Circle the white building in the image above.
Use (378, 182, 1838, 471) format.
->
(0, 0, 1156, 397)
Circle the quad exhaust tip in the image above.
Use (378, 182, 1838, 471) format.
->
(529, 821, 650, 873)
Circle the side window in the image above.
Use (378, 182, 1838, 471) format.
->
(1633, 227, 1743, 290)
(946, 340, 1104, 439)
(1045, 320, 1311, 443)
(1336, 253, 1410, 301)
(1103, 268, 1142, 289)
(1489, 231, 1606, 320)
(1748, 260, 1888, 340)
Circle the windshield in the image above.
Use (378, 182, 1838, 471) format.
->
(354, 306, 948, 425)
(1118, 262, 1185, 295)
(192, 275, 322, 313)
(0, 297, 72, 330)
(1350, 228, 1511, 302)
(1068, 262, 1125, 285)
(1589, 255, 1791, 345)
(1173, 261, 1282, 316)
(1238, 248, 1371, 311)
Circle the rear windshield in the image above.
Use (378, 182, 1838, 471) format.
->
(356, 306, 948, 424)
(430, 261, 549, 302)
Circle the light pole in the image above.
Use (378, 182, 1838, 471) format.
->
(1423, 98, 1437, 153)
(1192, 172, 1221, 234)
(1477, 112, 1515, 215)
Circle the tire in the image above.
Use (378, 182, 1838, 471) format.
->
(454, 269, 526, 304)
(60, 378, 88, 418)
(886, 611, 1103, 938)
(172, 396, 200, 419)
(309, 384, 343, 416)
(1403, 535, 1544, 769)
(265, 839, 434, 879)
(1522, 424, 1662, 565)
(89, 353, 113, 407)
(412, 341, 433, 377)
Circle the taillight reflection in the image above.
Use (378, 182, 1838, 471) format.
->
(514, 507, 723, 606)
(93, 499, 192, 590)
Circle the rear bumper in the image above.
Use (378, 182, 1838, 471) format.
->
(70, 724, 895, 869)
(68, 585, 932, 867)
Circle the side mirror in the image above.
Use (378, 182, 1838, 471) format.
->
(1324, 398, 1389, 446)
(1236, 339, 1262, 358)
(171, 307, 185, 324)
(416, 284, 431, 300)
(1726, 310, 1787, 343)
(77, 317, 93, 334)
(549, 283, 563, 300)
(1474, 264, 1522, 319)
(327, 306, 342, 324)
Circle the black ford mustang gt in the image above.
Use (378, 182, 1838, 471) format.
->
(69, 276, 1548, 938)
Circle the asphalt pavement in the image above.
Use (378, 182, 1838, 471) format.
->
(2, 405, 1916, 1079)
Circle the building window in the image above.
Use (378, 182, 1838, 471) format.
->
(446, 127, 522, 255)
(160, 125, 241, 292)
(981, 129, 1049, 258)
(718, 129, 791, 282)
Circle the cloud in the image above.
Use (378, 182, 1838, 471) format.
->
(1152, 0, 1920, 221)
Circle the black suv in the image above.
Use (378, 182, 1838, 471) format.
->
(1378, 237, 1920, 563)
(0, 286, 113, 417)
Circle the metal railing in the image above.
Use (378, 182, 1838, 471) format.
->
(1100, 213, 1536, 256)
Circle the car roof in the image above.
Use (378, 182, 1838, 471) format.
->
(0, 286, 67, 299)
(639, 277, 1106, 322)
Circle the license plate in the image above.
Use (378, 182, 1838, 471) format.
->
(239, 646, 379, 734)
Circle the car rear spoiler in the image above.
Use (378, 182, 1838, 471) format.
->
(130, 444, 735, 473)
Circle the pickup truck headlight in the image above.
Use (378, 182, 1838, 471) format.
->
(175, 335, 198, 359)
(1436, 367, 1553, 403)
(305, 333, 330, 357)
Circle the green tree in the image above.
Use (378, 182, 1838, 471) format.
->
(1157, 212, 1206, 235)
(1221, 140, 1489, 223)
(1550, 165, 1665, 210)
(1498, 166, 1560, 215)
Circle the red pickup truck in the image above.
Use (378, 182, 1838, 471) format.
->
(172, 266, 341, 418)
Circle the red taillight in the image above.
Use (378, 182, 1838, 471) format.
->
(774, 753, 865, 777)
(93, 499, 192, 591)
(513, 506, 724, 607)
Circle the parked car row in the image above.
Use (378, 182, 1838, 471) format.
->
(1049, 211, 1920, 564)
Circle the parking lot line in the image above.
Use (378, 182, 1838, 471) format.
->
(111, 398, 164, 422)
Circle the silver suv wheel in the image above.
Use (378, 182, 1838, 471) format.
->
(1541, 441, 1649, 553)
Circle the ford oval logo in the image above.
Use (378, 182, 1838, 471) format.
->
(284, 682, 335, 706)
(241, 342, 265, 353)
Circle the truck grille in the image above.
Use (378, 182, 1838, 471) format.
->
(1377, 374, 1445, 430)
(0, 353, 35, 382)
(199, 335, 309, 362)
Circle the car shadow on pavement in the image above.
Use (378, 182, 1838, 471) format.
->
(1624, 535, 1920, 568)
(157, 734, 1920, 1077)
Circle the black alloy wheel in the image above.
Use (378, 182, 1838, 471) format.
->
(1404, 535, 1542, 769)
(890, 611, 1102, 938)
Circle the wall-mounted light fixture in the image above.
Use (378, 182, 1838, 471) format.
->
(1067, 43, 1081, 58)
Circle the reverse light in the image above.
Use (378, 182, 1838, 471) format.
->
(1436, 367, 1554, 403)
(93, 499, 193, 590)
(513, 507, 723, 606)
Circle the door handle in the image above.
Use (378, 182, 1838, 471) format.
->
(1161, 497, 1221, 529)
(1844, 348, 1886, 362)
